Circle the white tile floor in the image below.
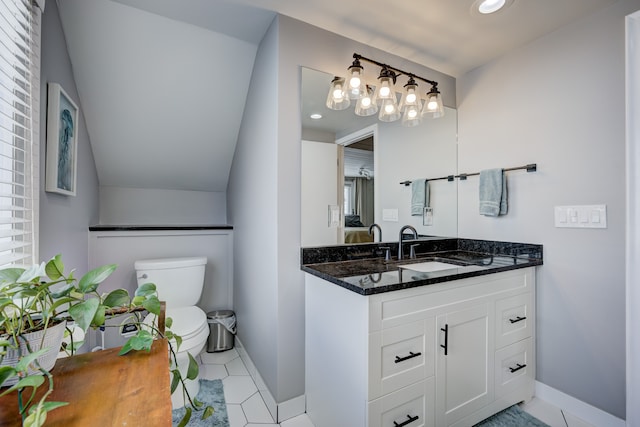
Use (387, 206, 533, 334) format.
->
(198, 348, 594, 427)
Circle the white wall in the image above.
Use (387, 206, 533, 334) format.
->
(228, 15, 456, 405)
(377, 108, 458, 239)
(99, 186, 227, 225)
(39, 0, 99, 272)
(626, 9, 640, 425)
(458, 0, 640, 418)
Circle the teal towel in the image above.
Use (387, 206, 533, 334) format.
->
(479, 169, 507, 216)
(411, 179, 430, 216)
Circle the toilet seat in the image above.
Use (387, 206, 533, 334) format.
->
(144, 306, 209, 353)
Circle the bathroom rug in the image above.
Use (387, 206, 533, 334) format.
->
(172, 379, 229, 427)
(473, 404, 551, 427)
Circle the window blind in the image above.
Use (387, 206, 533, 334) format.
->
(0, 0, 41, 267)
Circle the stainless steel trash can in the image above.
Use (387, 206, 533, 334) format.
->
(207, 310, 236, 352)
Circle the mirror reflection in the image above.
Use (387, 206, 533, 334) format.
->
(301, 67, 458, 247)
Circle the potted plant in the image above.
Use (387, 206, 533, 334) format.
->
(0, 254, 212, 427)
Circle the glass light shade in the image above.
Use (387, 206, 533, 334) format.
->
(346, 66, 367, 99)
(422, 89, 445, 119)
(378, 97, 401, 122)
(402, 104, 422, 127)
(326, 77, 351, 110)
(374, 69, 396, 102)
(399, 81, 420, 112)
(355, 86, 378, 116)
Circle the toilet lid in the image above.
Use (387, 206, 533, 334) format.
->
(148, 306, 207, 340)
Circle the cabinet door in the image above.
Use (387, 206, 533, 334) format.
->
(436, 303, 494, 426)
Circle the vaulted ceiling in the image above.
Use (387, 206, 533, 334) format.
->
(56, 0, 617, 193)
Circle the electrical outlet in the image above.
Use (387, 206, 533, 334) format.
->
(423, 207, 433, 226)
(121, 323, 139, 336)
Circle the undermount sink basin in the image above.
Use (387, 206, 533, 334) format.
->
(398, 261, 460, 273)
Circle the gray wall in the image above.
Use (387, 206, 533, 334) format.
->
(98, 187, 227, 225)
(227, 17, 280, 400)
(457, 0, 640, 418)
(40, 1, 99, 272)
(228, 15, 456, 403)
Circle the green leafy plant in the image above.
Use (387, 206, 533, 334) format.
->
(0, 255, 212, 427)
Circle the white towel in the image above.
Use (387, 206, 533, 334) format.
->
(411, 179, 430, 216)
(479, 169, 507, 216)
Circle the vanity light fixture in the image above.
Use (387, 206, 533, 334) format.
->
(326, 53, 444, 126)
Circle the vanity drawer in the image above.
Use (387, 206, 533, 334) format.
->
(494, 338, 534, 399)
(495, 293, 532, 348)
(368, 377, 435, 427)
(369, 318, 435, 399)
(370, 269, 533, 332)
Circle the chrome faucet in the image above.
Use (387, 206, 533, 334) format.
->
(368, 223, 382, 242)
(398, 225, 418, 260)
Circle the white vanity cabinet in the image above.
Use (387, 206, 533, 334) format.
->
(305, 267, 536, 427)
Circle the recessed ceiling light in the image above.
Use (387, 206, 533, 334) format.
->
(310, 113, 322, 120)
(474, 0, 513, 15)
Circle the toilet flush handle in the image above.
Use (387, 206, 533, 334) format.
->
(138, 273, 148, 280)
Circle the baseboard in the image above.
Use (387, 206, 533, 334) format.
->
(535, 381, 625, 427)
(235, 338, 306, 423)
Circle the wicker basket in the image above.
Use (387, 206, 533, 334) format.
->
(1, 320, 67, 386)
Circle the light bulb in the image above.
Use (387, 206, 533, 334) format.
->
(385, 103, 395, 113)
(406, 92, 417, 104)
(379, 86, 391, 98)
(333, 87, 344, 100)
(361, 97, 371, 107)
(427, 96, 438, 111)
(349, 75, 361, 89)
(408, 109, 417, 119)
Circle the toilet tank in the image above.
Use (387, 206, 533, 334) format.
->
(134, 256, 207, 308)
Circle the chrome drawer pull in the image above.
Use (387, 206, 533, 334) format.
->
(509, 316, 526, 324)
(394, 351, 422, 364)
(509, 363, 527, 373)
(394, 414, 419, 427)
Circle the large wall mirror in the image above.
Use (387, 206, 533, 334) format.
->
(301, 67, 458, 247)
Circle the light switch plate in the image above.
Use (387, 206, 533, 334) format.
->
(554, 205, 607, 228)
(328, 205, 340, 227)
(383, 208, 398, 222)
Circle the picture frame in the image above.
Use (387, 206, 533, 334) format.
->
(45, 82, 78, 196)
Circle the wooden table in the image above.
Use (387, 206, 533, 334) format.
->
(0, 339, 172, 426)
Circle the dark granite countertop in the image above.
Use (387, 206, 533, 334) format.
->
(301, 238, 543, 295)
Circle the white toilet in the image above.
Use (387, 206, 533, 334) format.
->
(134, 256, 209, 409)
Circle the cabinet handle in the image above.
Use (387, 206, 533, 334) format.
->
(395, 351, 422, 364)
(393, 414, 419, 427)
(509, 316, 526, 324)
(440, 324, 448, 356)
(509, 363, 527, 373)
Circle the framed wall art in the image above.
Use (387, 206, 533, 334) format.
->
(45, 82, 78, 196)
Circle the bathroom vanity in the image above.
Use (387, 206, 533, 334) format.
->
(301, 238, 542, 427)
